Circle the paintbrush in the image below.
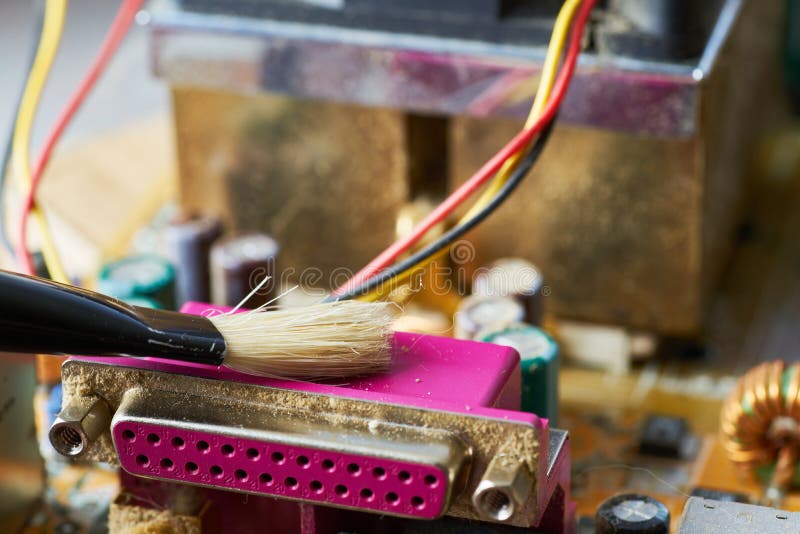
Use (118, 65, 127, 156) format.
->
(0, 270, 397, 379)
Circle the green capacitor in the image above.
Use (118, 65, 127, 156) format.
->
(98, 255, 176, 310)
(480, 323, 559, 425)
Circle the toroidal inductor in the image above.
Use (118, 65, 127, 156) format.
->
(720, 360, 800, 503)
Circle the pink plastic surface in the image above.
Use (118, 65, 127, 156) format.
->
(114, 420, 448, 519)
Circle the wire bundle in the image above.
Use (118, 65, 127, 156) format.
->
(3, 0, 143, 283)
(332, 0, 596, 301)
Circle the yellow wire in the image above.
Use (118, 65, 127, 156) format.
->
(464, 0, 582, 218)
(357, 0, 582, 301)
(12, 0, 70, 283)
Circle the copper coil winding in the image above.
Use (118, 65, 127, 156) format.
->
(720, 360, 800, 496)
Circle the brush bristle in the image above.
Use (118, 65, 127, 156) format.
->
(209, 300, 398, 379)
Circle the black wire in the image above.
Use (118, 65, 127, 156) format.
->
(0, 1, 46, 255)
(330, 117, 556, 302)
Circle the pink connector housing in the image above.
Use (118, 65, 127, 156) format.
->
(114, 420, 448, 518)
(93, 302, 568, 525)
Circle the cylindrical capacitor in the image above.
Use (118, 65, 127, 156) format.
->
(595, 494, 670, 534)
(97, 255, 176, 310)
(454, 295, 525, 340)
(165, 214, 222, 307)
(473, 258, 545, 326)
(479, 323, 559, 424)
(210, 233, 280, 308)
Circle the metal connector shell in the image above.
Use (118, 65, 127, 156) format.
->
(112, 387, 468, 519)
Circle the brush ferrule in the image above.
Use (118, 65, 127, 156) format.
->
(132, 308, 227, 365)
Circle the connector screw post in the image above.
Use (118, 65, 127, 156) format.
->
(49, 397, 111, 457)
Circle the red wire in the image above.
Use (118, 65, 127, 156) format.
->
(333, 0, 595, 297)
(17, 0, 144, 275)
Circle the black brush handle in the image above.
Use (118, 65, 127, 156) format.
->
(0, 270, 226, 365)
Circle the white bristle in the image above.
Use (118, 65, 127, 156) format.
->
(209, 300, 398, 379)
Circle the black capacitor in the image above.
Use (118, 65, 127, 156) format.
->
(210, 233, 280, 308)
(165, 214, 223, 306)
(596, 494, 670, 534)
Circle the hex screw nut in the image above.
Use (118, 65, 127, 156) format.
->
(49, 397, 111, 457)
(472, 455, 534, 522)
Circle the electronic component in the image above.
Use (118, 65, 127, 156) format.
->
(595, 494, 669, 534)
(54, 302, 572, 529)
(638, 415, 689, 459)
(479, 324, 559, 424)
(165, 213, 222, 306)
(474, 258, 545, 326)
(720, 360, 800, 502)
(97, 255, 175, 310)
(678, 497, 799, 533)
(210, 233, 279, 308)
(113, 389, 462, 519)
(454, 295, 525, 340)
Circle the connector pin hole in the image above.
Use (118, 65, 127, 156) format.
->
(285, 477, 298, 489)
(160, 458, 174, 470)
(411, 496, 425, 508)
(271, 451, 285, 464)
(386, 492, 399, 504)
(347, 463, 360, 475)
(259, 473, 273, 485)
(360, 488, 374, 500)
(398, 470, 411, 482)
(121, 429, 135, 442)
(372, 466, 386, 479)
(185, 462, 198, 474)
(424, 474, 438, 487)
(135, 454, 149, 467)
(235, 469, 248, 481)
(310, 480, 323, 492)
(147, 433, 160, 445)
(210, 465, 223, 477)
(197, 440, 210, 452)
(171, 436, 185, 449)
(246, 448, 260, 460)
(221, 444, 234, 456)
(321, 459, 335, 471)
(335, 484, 348, 497)
(297, 455, 309, 467)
